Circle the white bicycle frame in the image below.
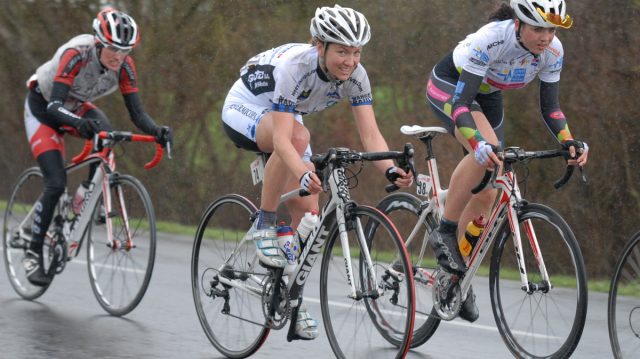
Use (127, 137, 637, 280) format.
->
(219, 160, 394, 303)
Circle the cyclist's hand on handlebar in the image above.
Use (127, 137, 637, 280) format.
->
(300, 171, 322, 194)
(77, 118, 101, 139)
(155, 126, 173, 148)
(562, 140, 589, 167)
(474, 141, 501, 169)
(385, 166, 413, 188)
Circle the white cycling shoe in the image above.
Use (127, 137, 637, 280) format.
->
(294, 305, 319, 340)
(245, 222, 287, 268)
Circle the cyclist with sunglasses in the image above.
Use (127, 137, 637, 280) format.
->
(22, 7, 173, 286)
(425, 0, 589, 322)
(221, 4, 412, 340)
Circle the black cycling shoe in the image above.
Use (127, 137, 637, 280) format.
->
(459, 286, 479, 323)
(430, 228, 467, 275)
(23, 250, 51, 287)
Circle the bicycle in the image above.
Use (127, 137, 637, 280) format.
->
(3, 130, 167, 316)
(191, 144, 416, 359)
(375, 125, 588, 358)
(608, 231, 640, 358)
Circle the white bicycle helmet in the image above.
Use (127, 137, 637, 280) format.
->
(310, 5, 371, 47)
(93, 8, 140, 50)
(510, 0, 573, 29)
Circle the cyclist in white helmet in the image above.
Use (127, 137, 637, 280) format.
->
(221, 4, 412, 340)
(425, 0, 588, 322)
(22, 8, 173, 286)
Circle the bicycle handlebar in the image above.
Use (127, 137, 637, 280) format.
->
(309, 143, 415, 193)
(71, 131, 166, 170)
(470, 147, 585, 194)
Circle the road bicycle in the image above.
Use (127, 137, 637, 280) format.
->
(375, 125, 588, 358)
(3, 131, 167, 316)
(191, 144, 416, 359)
(608, 231, 640, 358)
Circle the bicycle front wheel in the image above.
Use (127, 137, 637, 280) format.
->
(191, 194, 269, 358)
(87, 174, 156, 316)
(377, 192, 441, 347)
(490, 203, 587, 358)
(320, 205, 415, 359)
(3, 167, 50, 299)
(608, 231, 640, 359)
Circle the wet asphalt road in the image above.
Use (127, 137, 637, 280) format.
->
(0, 229, 613, 358)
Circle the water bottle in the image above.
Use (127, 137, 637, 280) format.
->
(72, 182, 89, 215)
(459, 215, 486, 258)
(297, 211, 319, 246)
(277, 222, 299, 274)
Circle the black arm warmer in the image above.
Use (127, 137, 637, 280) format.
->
(123, 92, 160, 136)
(539, 80, 571, 142)
(44, 82, 82, 128)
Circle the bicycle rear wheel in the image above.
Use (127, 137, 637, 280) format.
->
(87, 174, 156, 316)
(377, 192, 441, 347)
(608, 231, 640, 359)
(490, 203, 587, 358)
(3, 167, 51, 299)
(191, 194, 270, 358)
(320, 205, 415, 359)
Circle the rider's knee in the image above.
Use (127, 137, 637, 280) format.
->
(291, 127, 310, 156)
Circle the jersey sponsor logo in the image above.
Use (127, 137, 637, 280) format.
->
(487, 40, 504, 50)
(347, 77, 364, 92)
(426, 79, 451, 102)
(532, 57, 540, 67)
(273, 96, 296, 112)
(297, 89, 312, 101)
(241, 64, 275, 96)
(61, 54, 82, 77)
(121, 60, 138, 90)
(549, 57, 563, 69)
(351, 93, 372, 105)
(472, 47, 490, 64)
(496, 68, 526, 83)
(469, 57, 486, 66)
(229, 104, 259, 120)
(486, 77, 526, 90)
(327, 91, 340, 100)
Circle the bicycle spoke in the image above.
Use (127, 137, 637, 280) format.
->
(609, 232, 640, 358)
(491, 203, 587, 358)
(87, 175, 155, 316)
(191, 195, 269, 358)
(320, 206, 414, 359)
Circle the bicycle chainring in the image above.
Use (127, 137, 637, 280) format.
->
(432, 269, 462, 321)
(261, 271, 290, 330)
(50, 238, 67, 274)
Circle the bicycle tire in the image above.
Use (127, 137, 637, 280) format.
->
(608, 230, 640, 359)
(191, 194, 270, 358)
(87, 174, 156, 316)
(376, 192, 441, 347)
(320, 205, 415, 359)
(490, 203, 587, 358)
(3, 167, 52, 299)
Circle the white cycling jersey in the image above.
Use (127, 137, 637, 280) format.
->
(452, 20, 564, 93)
(228, 43, 373, 115)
